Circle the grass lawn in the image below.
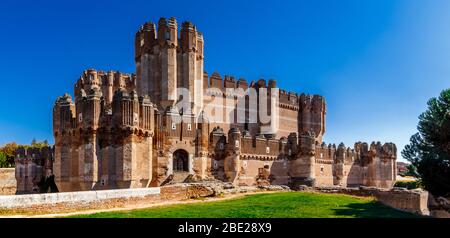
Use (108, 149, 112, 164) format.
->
(70, 192, 420, 218)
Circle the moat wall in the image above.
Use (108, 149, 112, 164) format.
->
(314, 186, 430, 215)
(0, 187, 160, 209)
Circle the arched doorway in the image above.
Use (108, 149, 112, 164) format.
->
(173, 149, 189, 172)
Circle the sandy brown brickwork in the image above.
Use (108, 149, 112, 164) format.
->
(0, 169, 16, 195)
(32, 17, 398, 193)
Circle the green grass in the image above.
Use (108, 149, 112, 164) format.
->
(70, 192, 420, 218)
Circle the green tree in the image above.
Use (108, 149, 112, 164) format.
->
(408, 164, 417, 176)
(402, 89, 450, 196)
(0, 152, 10, 168)
(30, 139, 49, 149)
(403, 164, 419, 177)
(0, 142, 18, 168)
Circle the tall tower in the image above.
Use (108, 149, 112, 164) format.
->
(135, 17, 204, 115)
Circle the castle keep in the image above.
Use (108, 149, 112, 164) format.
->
(50, 17, 397, 192)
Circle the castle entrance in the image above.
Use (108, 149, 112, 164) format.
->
(173, 149, 189, 172)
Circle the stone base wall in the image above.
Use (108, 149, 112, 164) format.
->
(0, 168, 16, 195)
(314, 163, 334, 186)
(230, 159, 291, 186)
(0, 183, 289, 213)
(375, 188, 429, 215)
(313, 186, 430, 215)
(342, 164, 363, 187)
(0, 187, 160, 209)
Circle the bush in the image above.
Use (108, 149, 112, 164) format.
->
(0, 143, 15, 168)
(0, 152, 12, 168)
(394, 180, 421, 190)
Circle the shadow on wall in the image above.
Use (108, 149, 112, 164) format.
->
(269, 157, 290, 185)
(331, 201, 421, 218)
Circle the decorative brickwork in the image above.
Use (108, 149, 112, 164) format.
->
(48, 17, 396, 192)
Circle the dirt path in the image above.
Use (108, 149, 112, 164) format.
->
(0, 191, 277, 218)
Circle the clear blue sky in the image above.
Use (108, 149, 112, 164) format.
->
(1, 0, 449, 161)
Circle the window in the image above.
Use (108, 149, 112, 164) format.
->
(172, 123, 176, 130)
(187, 123, 192, 131)
(140, 38, 144, 47)
(78, 113, 83, 123)
(266, 147, 270, 154)
(235, 140, 240, 148)
(219, 143, 224, 150)
(133, 113, 139, 125)
(320, 166, 324, 174)
(288, 149, 292, 156)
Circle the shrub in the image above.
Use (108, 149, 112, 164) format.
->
(394, 180, 421, 190)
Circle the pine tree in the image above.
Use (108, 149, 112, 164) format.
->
(402, 89, 450, 196)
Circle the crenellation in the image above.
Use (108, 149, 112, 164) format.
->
(14, 146, 55, 194)
(255, 79, 267, 89)
(180, 21, 197, 52)
(298, 93, 326, 143)
(279, 90, 299, 109)
(268, 79, 277, 89)
(157, 17, 169, 44)
(209, 72, 223, 90)
(236, 78, 248, 90)
(223, 75, 236, 89)
(345, 147, 356, 164)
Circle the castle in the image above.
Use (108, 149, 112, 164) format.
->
(49, 17, 397, 192)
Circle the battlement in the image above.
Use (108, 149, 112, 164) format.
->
(210, 127, 294, 159)
(279, 90, 299, 109)
(14, 146, 53, 167)
(299, 93, 326, 140)
(54, 93, 73, 106)
(208, 127, 397, 165)
(204, 72, 302, 107)
(75, 69, 135, 99)
(14, 146, 54, 194)
(204, 72, 250, 98)
(54, 81, 155, 136)
(224, 75, 236, 89)
(315, 141, 397, 165)
(355, 141, 397, 160)
(135, 17, 204, 60)
(299, 93, 326, 111)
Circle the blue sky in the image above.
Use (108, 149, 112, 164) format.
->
(1, 0, 449, 161)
